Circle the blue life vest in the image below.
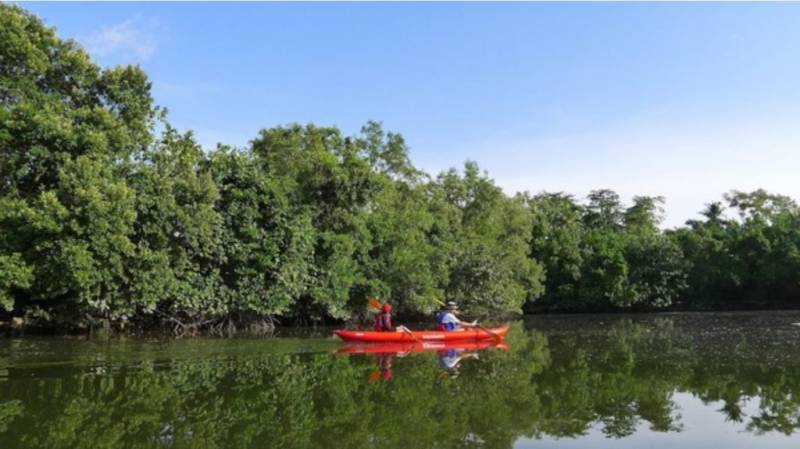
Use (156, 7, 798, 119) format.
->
(437, 311, 458, 331)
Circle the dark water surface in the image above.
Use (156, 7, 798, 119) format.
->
(2, 312, 800, 448)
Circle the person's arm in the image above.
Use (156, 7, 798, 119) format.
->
(456, 317, 477, 327)
(443, 312, 476, 328)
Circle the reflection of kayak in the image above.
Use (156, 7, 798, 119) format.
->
(334, 325, 509, 343)
(338, 339, 509, 355)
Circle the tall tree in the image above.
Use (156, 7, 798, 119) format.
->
(527, 192, 585, 309)
(0, 5, 155, 322)
(624, 196, 665, 233)
(431, 162, 544, 313)
(583, 189, 624, 230)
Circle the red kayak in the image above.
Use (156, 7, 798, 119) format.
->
(334, 324, 509, 343)
(338, 339, 509, 355)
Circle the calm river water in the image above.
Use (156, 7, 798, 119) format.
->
(2, 312, 800, 448)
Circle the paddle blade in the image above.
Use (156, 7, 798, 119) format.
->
(369, 297, 381, 310)
(368, 369, 381, 384)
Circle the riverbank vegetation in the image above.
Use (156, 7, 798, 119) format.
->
(2, 5, 800, 330)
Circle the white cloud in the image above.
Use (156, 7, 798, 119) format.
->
(83, 17, 157, 61)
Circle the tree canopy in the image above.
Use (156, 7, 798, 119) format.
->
(2, 4, 800, 330)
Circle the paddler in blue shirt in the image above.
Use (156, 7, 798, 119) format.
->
(437, 302, 477, 331)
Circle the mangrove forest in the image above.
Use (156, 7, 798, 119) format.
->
(2, 4, 800, 331)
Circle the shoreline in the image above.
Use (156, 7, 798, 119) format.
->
(4, 307, 800, 337)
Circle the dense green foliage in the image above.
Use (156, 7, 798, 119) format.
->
(3, 315, 800, 448)
(2, 5, 800, 329)
(526, 191, 690, 311)
(528, 188, 800, 311)
(0, 5, 542, 328)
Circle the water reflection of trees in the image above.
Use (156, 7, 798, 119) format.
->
(1, 319, 800, 448)
(535, 317, 800, 440)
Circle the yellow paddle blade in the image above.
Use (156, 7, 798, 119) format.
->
(368, 369, 381, 384)
(369, 297, 381, 310)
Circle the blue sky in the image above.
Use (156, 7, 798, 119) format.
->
(20, 2, 800, 227)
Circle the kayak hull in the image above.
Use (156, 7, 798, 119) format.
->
(338, 339, 509, 355)
(334, 324, 509, 343)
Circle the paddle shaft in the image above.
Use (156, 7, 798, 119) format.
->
(474, 324, 501, 341)
(399, 326, 423, 344)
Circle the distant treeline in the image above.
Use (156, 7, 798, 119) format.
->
(2, 5, 799, 330)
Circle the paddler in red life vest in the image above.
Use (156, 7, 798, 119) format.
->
(374, 303, 394, 331)
(373, 303, 410, 332)
(437, 302, 478, 331)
